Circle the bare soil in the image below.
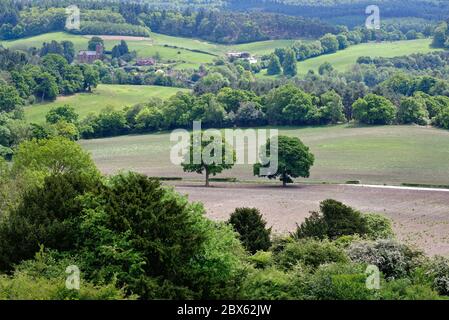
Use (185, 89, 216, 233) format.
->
(82, 35, 151, 41)
(172, 182, 449, 256)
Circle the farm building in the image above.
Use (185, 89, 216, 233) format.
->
(227, 51, 258, 64)
(77, 44, 104, 64)
(136, 58, 156, 66)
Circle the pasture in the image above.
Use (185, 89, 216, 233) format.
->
(80, 124, 449, 186)
(1, 32, 300, 69)
(297, 38, 439, 74)
(24, 84, 189, 123)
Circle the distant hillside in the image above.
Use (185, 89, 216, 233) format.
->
(227, 0, 449, 26)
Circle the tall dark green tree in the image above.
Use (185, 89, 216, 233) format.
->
(282, 48, 297, 77)
(254, 135, 314, 187)
(181, 132, 235, 187)
(267, 53, 282, 75)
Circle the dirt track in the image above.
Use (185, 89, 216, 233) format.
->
(173, 183, 449, 256)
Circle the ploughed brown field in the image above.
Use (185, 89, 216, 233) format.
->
(80, 125, 449, 256)
(173, 182, 449, 256)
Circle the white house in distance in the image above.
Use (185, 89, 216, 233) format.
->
(226, 51, 258, 64)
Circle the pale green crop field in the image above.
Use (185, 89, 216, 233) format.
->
(80, 124, 449, 186)
(25, 84, 189, 123)
(297, 38, 439, 74)
(257, 38, 440, 77)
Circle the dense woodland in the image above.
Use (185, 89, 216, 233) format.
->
(0, 0, 336, 43)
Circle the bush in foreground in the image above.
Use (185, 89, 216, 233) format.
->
(228, 208, 272, 254)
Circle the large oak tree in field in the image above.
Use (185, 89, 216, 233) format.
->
(181, 132, 235, 187)
(254, 135, 314, 187)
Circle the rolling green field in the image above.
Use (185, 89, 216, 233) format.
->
(258, 38, 440, 77)
(80, 124, 449, 186)
(1, 32, 300, 69)
(25, 84, 189, 123)
(297, 39, 439, 74)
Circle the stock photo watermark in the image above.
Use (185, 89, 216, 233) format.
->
(170, 121, 279, 176)
(65, 265, 80, 290)
(366, 5, 381, 30)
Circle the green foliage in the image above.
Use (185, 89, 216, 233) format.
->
(362, 213, 394, 240)
(249, 251, 274, 269)
(320, 33, 339, 54)
(0, 172, 99, 271)
(319, 90, 346, 124)
(352, 94, 396, 125)
(264, 85, 318, 125)
(282, 48, 297, 77)
(348, 239, 423, 280)
(0, 84, 23, 113)
(424, 256, 449, 296)
(181, 132, 235, 187)
(11, 137, 99, 184)
(71, 22, 151, 38)
(318, 62, 334, 75)
(433, 106, 449, 129)
(186, 220, 248, 299)
(397, 97, 429, 125)
(304, 263, 376, 300)
(267, 53, 282, 75)
(254, 135, 315, 187)
(379, 278, 442, 300)
(112, 40, 130, 59)
(274, 238, 349, 270)
(77, 172, 246, 299)
(88, 37, 104, 51)
(432, 22, 448, 48)
(228, 208, 272, 254)
(241, 267, 296, 300)
(294, 199, 367, 240)
(0, 272, 128, 300)
(46, 105, 79, 124)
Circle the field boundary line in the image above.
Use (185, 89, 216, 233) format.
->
(342, 184, 449, 192)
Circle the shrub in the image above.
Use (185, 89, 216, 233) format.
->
(241, 268, 296, 300)
(379, 278, 442, 300)
(433, 107, 449, 129)
(397, 97, 429, 125)
(425, 256, 449, 296)
(294, 199, 367, 240)
(0, 248, 129, 300)
(0, 273, 128, 300)
(347, 239, 423, 280)
(78, 172, 247, 299)
(77, 172, 209, 298)
(0, 172, 99, 271)
(186, 221, 248, 299)
(362, 213, 394, 240)
(352, 94, 396, 125)
(274, 238, 349, 270)
(249, 251, 274, 269)
(294, 211, 328, 239)
(302, 263, 377, 300)
(228, 208, 272, 254)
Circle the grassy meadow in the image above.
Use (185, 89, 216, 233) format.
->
(297, 38, 439, 74)
(1, 32, 300, 69)
(80, 124, 449, 186)
(257, 38, 440, 77)
(25, 84, 189, 123)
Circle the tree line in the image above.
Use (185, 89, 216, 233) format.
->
(0, 0, 336, 43)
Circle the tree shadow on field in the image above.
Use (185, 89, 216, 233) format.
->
(174, 182, 312, 190)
